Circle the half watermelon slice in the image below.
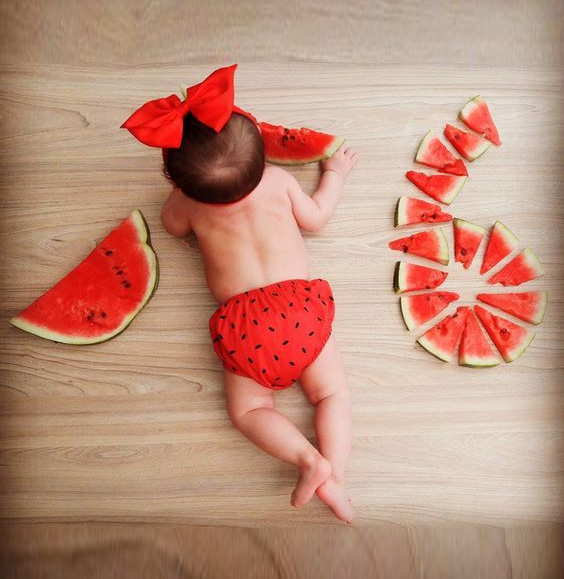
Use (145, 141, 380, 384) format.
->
(474, 305, 535, 363)
(394, 197, 452, 227)
(417, 306, 469, 362)
(444, 124, 491, 161)
(480, 221, 519, 275)
(477, 291, 548, 325)
(393, 262, 448, 294)
(487, 248, 545, 286)
(10, 210, 159, 345)
(400, 291, 460, 330)
(458, 310, 500, 368)
(259, 122, 344, 165)
(414, 131, 468, 176)
(388, 229, 450, 265)
(459, 96, 501, 146)
(453, 218, 486, 269)
(405, 171, 467, 205)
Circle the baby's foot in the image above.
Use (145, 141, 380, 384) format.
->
(315, 477, 354, 524)
(291, 454, 331, 508)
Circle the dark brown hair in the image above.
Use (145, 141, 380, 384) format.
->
(162, 112, 265, 204)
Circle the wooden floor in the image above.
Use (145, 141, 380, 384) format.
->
(1, 0, 563, 576)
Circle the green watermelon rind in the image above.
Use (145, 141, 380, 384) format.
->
(266, 135, 345, 165)
(393, 261, 405, 293)
(458, 351, 500, 368)
(414, 131, 434, 164)
(399, 295, 417, 331)
(440, 175, 467, 205)
(10, 210, 159, 345)
(480, 221, 520, 275)
(434, 228, 450, 266)
(453, 218, 487, 237)
(445, 122, 491, 161)
(416, 334, 454, 363)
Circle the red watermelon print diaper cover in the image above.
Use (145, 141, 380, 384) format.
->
(209, 278, 335, 389)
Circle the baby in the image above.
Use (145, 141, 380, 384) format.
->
(122, 65, 358, 523)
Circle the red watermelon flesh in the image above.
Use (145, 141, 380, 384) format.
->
(477, 291, 548, 325)
(259, 122, 344, 165)
(388, 229, 449, 265)
(480, 221, 519, 275)
(444, 124, 491, 161)
(405, 171, 467, 205)
(393, 262, 448, 294)
(416, 306, 469, 362)
(395, 197, 452, 227)
(459, 310, 500, 367)
(10, 210, 159, 345)
(487, 248, 545, 286)
(414, 131, 468, 176)
(459, 96, 501, 146)
(400, 291, 460, 331)
(474, 305, 535, 363)
(453, 218, 486, 269)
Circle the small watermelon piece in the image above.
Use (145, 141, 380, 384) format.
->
(400, 291, 460, 330)
(487, 248, 545, 286)
(259, 122, 344, 165)
(480, 221, 519, 275)
(417, 306, 469, 362)
(453, 218, 486, 269)
(388, 229, 449, 265)
(458, 310, 500, 368)
(477, 291, 548, 325)
(405, 171, 467, 205)
(394, 197, 452, 227)
(10, 210, 159, 345)
(444, 124, 491, 161)
(393, 262, 448, 294)
(414, 131, 468, 176)
(474, 305, 535, 363)
(459, 96, 501, 146)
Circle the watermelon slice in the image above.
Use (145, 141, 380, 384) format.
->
(10, 211, 159, 345)
(444, 124, 491, 161)
(459, 96, 501, 146)
(414, 131, 468, 176)
(388, 229, 449, 265)
(477, 291, 548, 325)
(416, 306, 469, 362)
(480, 221, 519, 275)
(394, 197, 452, 227)
(458, 310, 500, 367)
(487, 248, 545, 286)
(453, 218, 486, 269)
(405, 171, 467, 205)
(393, 262, 448, 294)
(400, 291, 460, 330)
(474, 305, 535, 363)
(259, 122, 344, 165)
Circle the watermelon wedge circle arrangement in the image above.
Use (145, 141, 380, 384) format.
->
(10, 210, 159, 345)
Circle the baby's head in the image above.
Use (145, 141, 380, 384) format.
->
(163, 112, 265, 204)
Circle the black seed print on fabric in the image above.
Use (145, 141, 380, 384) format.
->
(263, 307, 269, 312)
(268, 327, 275, 332)
(329, 296, 334, 301)
(228, 350, 236, 355)
(281, 313, 286, 319)
(304, 307, 309, 312)
(295, 322, 300, 329)
(242, 313, 246, 318)
(321, 300, 327, 306)
(274, 355, 279, 361)
(317, 316, 323, 321)
(305, 297, 310, 302)
(282, 340, 289, 346)
(289, 302, 294, 307)
(251, 298, 256, 304)
(230, 323, 235, 329)
(305, 287, 311, 292)
(302, 347, 307, 354)
(220, 315, 226, 320)
(309, 331, 315, 336)
(272, 292, 279, 297)
(255, 344, 262, 349)
(262, 369, 267, 374)
(252, 319, 258, 326)
(289, 361, 295, 366)
(241, 333, 246, 340)
(248, 357, 253, 364)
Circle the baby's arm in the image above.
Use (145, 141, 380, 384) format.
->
(161, 187, 192, 237)
(287, 146, 358, 232)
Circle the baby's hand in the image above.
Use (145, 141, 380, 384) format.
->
(321, 145, 359, 179)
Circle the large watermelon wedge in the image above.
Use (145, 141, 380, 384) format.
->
(400, 291, 459, 330)
(10, 210, 159, 345)
(417, 306, 469, 362)
(393, 262, 448, 294)
(453, 218, 486, 269)
(459, 96, 501, 146)
(474, 305, 535, 363)
(259, 122, 344, 165)
(487, 248, 545, 286)
(405, 171, 467, 205)
(477, 291, 548, 325)
(414, 131, 468, 176)
(459, 310, 500, 368)
(444, 124, 491, 161)
(480, 221, 519, 275)
(394, 197, 452, 227)
(388, 229, 449, 265)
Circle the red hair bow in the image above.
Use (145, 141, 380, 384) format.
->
(121, 64, 256, 148)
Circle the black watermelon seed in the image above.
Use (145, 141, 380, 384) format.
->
(317, 293, 321, 299)
(230, 322, 235, 329)
(268, 326, 275, 332)
(251, 298, 256, 304)
(329, 296, 334, 301)
(228, 350, 236, 355)
(117, 270, 123, 275)
(125, 282, 132, 288)
(295, 322, 300, 329)
(253, 319, 259, 326)
(248, 357, 253, 364)
(305, 287, 311, 292)
(281, 313, 286, 319)
(302, 347, 307, 354)
(101, 312, 107, 318)
(259, 288, 264, 292)
(317, 316, 323, 321)
(242, 313, 246, 318)
(274, 377, 281, 381)
(263, 307, 269, 312)
(321, 300, 327, 306)
(241, 333, 246, 340)
(289, 361, 295, 366)
(255, 344, 262, 349)
(220, 315, 227, 320)
(262, 369, 267, 374)
(289, 302, 294, 307)
(282, 340, 289, 346)
(272, 292, 279, 297)
(105, 250, 113, 256)
(274, 355, 279, 361)
(245, 291, 249, 296)
(236, 299, 240, 304)
(304, 307, 309, 312)
(213, 336, 220, 343)
(277, 283, 282, 288)
(305, 297, 310, 302)
(309, 331, 315, 336)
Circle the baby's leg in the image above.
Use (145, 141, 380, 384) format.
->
(223, 370, 331, 507)
(299, 335, 354, 523)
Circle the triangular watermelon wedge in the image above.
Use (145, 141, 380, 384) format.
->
(474, 305, 535, 363)
(395, 197, 452, 227)
(459, 310, 500, 367)
(388, 229, 450, 265)
(444, 124, 491, 161)
(405, 171, 467, 205)
(417, 306, 469, 362)
(400, 291, 460, 330)
(453, 218, 486, 269)
(393, 262, 448, 294)
(414, 131, 468, 176)
(459, 96, 501, 146)
(487, 248, 545, 286)
(480, 221, 519, 275)
(477, 291, 548, 325)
